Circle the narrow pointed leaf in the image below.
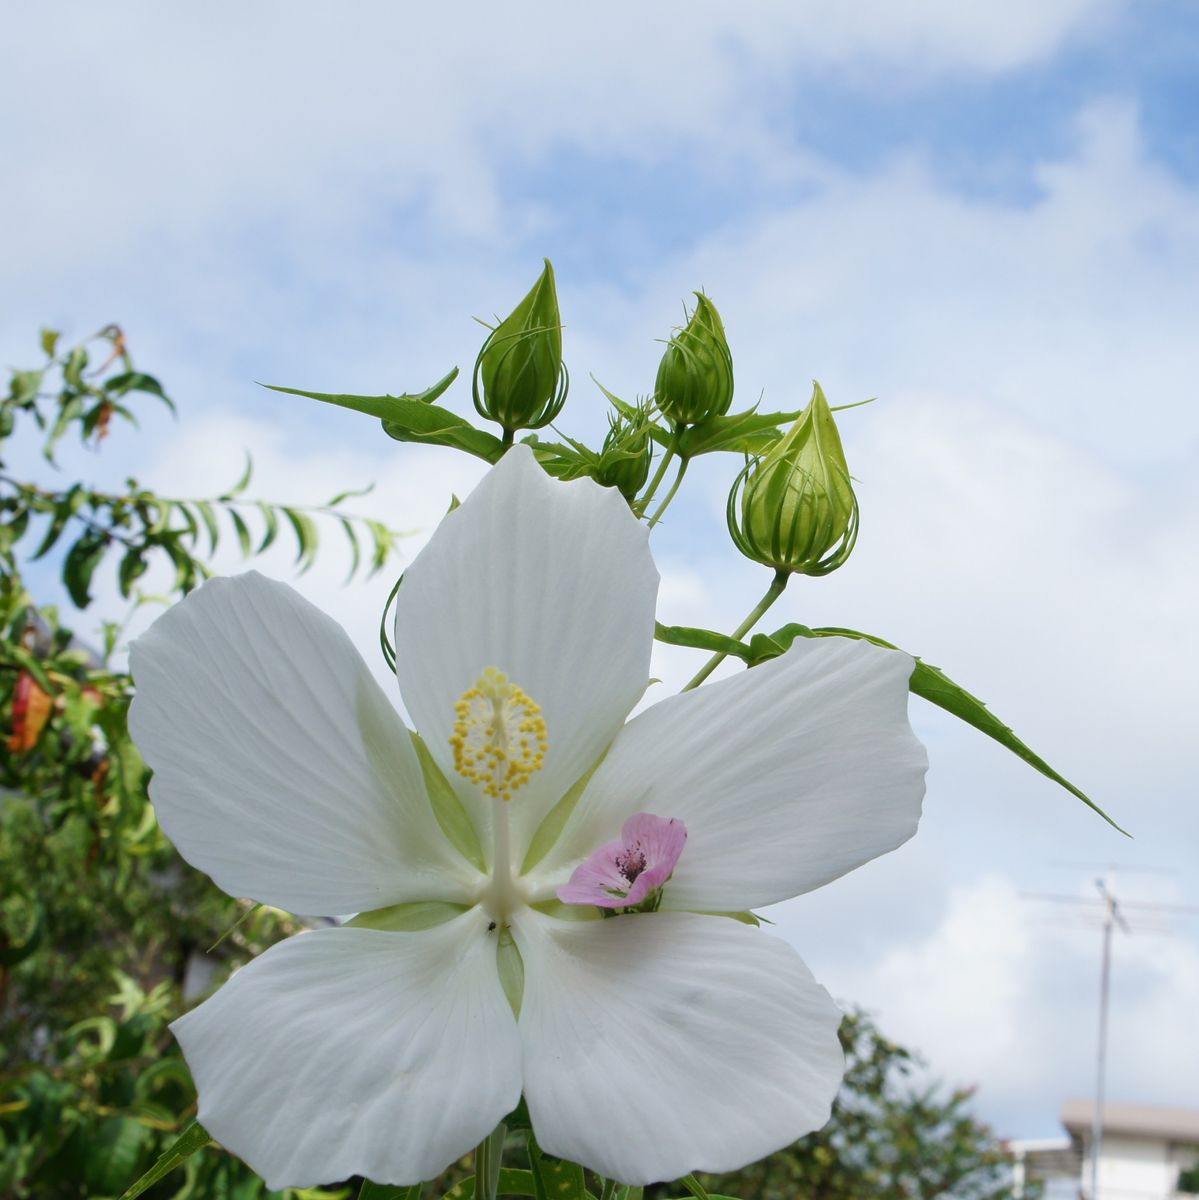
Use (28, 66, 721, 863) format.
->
(748, 622, 1123, 831)
(654, 621, 751, 659)
(265, 368, 459, 422)
(118, 1120, 210, 1199)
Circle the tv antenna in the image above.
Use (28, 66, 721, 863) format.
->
(1023, 864, 1199, 1200)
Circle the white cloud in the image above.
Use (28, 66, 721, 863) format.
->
(780, 874, 1199, 1135)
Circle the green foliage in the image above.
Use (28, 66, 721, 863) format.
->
(2, 333, 400, 611)
(650, 1011, 1035, 1200)
(0, 328, 398, 1198)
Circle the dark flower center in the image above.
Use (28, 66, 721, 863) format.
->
(616, 843, 647, 884)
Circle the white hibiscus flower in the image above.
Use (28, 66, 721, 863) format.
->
(128, 446, 927, 1190)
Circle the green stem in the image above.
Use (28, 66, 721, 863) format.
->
(500, 428, 515, 449)
(637, 444, 675, 513)
(682, 568, 789, 691)
(475, 1122, 506, 1200)
(646, 457, 688, 529)
(600, 1180, 619, 1200)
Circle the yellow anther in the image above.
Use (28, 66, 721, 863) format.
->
(449, 668, 548, 802)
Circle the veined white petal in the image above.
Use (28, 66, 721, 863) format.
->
(513, 909, 844, 1185)
(129, 573, 479, 916)
(173, 912, 521, 1189)
(394, 445, 658, 864)
(535, 637, 926, 912)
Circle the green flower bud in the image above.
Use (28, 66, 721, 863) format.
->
(473, 259, 568, 434)
(596, 408, 653, 502)
(727, 382, 859, 576)
(654, 292, 734, 426)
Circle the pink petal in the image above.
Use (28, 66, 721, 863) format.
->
(557, 813, 687, 909)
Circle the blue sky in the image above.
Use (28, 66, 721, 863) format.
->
(4, 0, 1198, 1147)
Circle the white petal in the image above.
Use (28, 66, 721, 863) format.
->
(513, 909, 844, 1184)
(394, 445, 658, 862)
(173, 911, 521, 1189)
(129, 572, 479, 916)
(535, 637, 927, 912)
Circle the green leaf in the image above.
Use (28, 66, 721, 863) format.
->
(264, 367, 459, 422)
(337, 516, 361, 579)
(439, 1169, 539, 1200)
(194, 500, 220, 555)
(265, 370, 499, 461)
(117, 547, 149, 598)
(750, 622, 1124, 832)
(8, 367, 43, 405)
(118, 1120, 211, 1200)
(87, 1116, 152, 1195)
(675, 405, 807, 458)
(105, 370, 176, 414)
(654, 621, 751, 660)
(40, 327, 60, 357)
(256, 500, 279, 552)
(63, 344, 88, 388)
(63, 530, 108, 608)
(30, 484, 87, 560)
(228, 508, 253, 556)
(282, 506, 319, 571)
(359, 1182, 423, 1200)
(520, 435, 601, 483)
(528, 1135, 590, 1200)
(219, 453, 254, 500)
(380, 400, 506, 462)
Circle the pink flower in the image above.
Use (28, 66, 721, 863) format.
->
(558, 813, 687, 908)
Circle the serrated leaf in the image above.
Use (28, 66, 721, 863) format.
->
(118, 1120, 211, 1200)
(750, 622, 1123, 831)
(264, 367, 459, 422)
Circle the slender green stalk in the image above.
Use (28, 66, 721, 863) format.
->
(682, 568, 789, 691)
(645, 457, 688, 529)
(500, 428, 515, 448)
(475, 1123, 506, 1200)
(637, 444, 675, 513)
(600, 1179, 619, 1200)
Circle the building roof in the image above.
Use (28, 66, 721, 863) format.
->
(1061, 1099, 1199, 1144)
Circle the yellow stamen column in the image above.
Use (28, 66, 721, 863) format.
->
(450, 667, 548, 924)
